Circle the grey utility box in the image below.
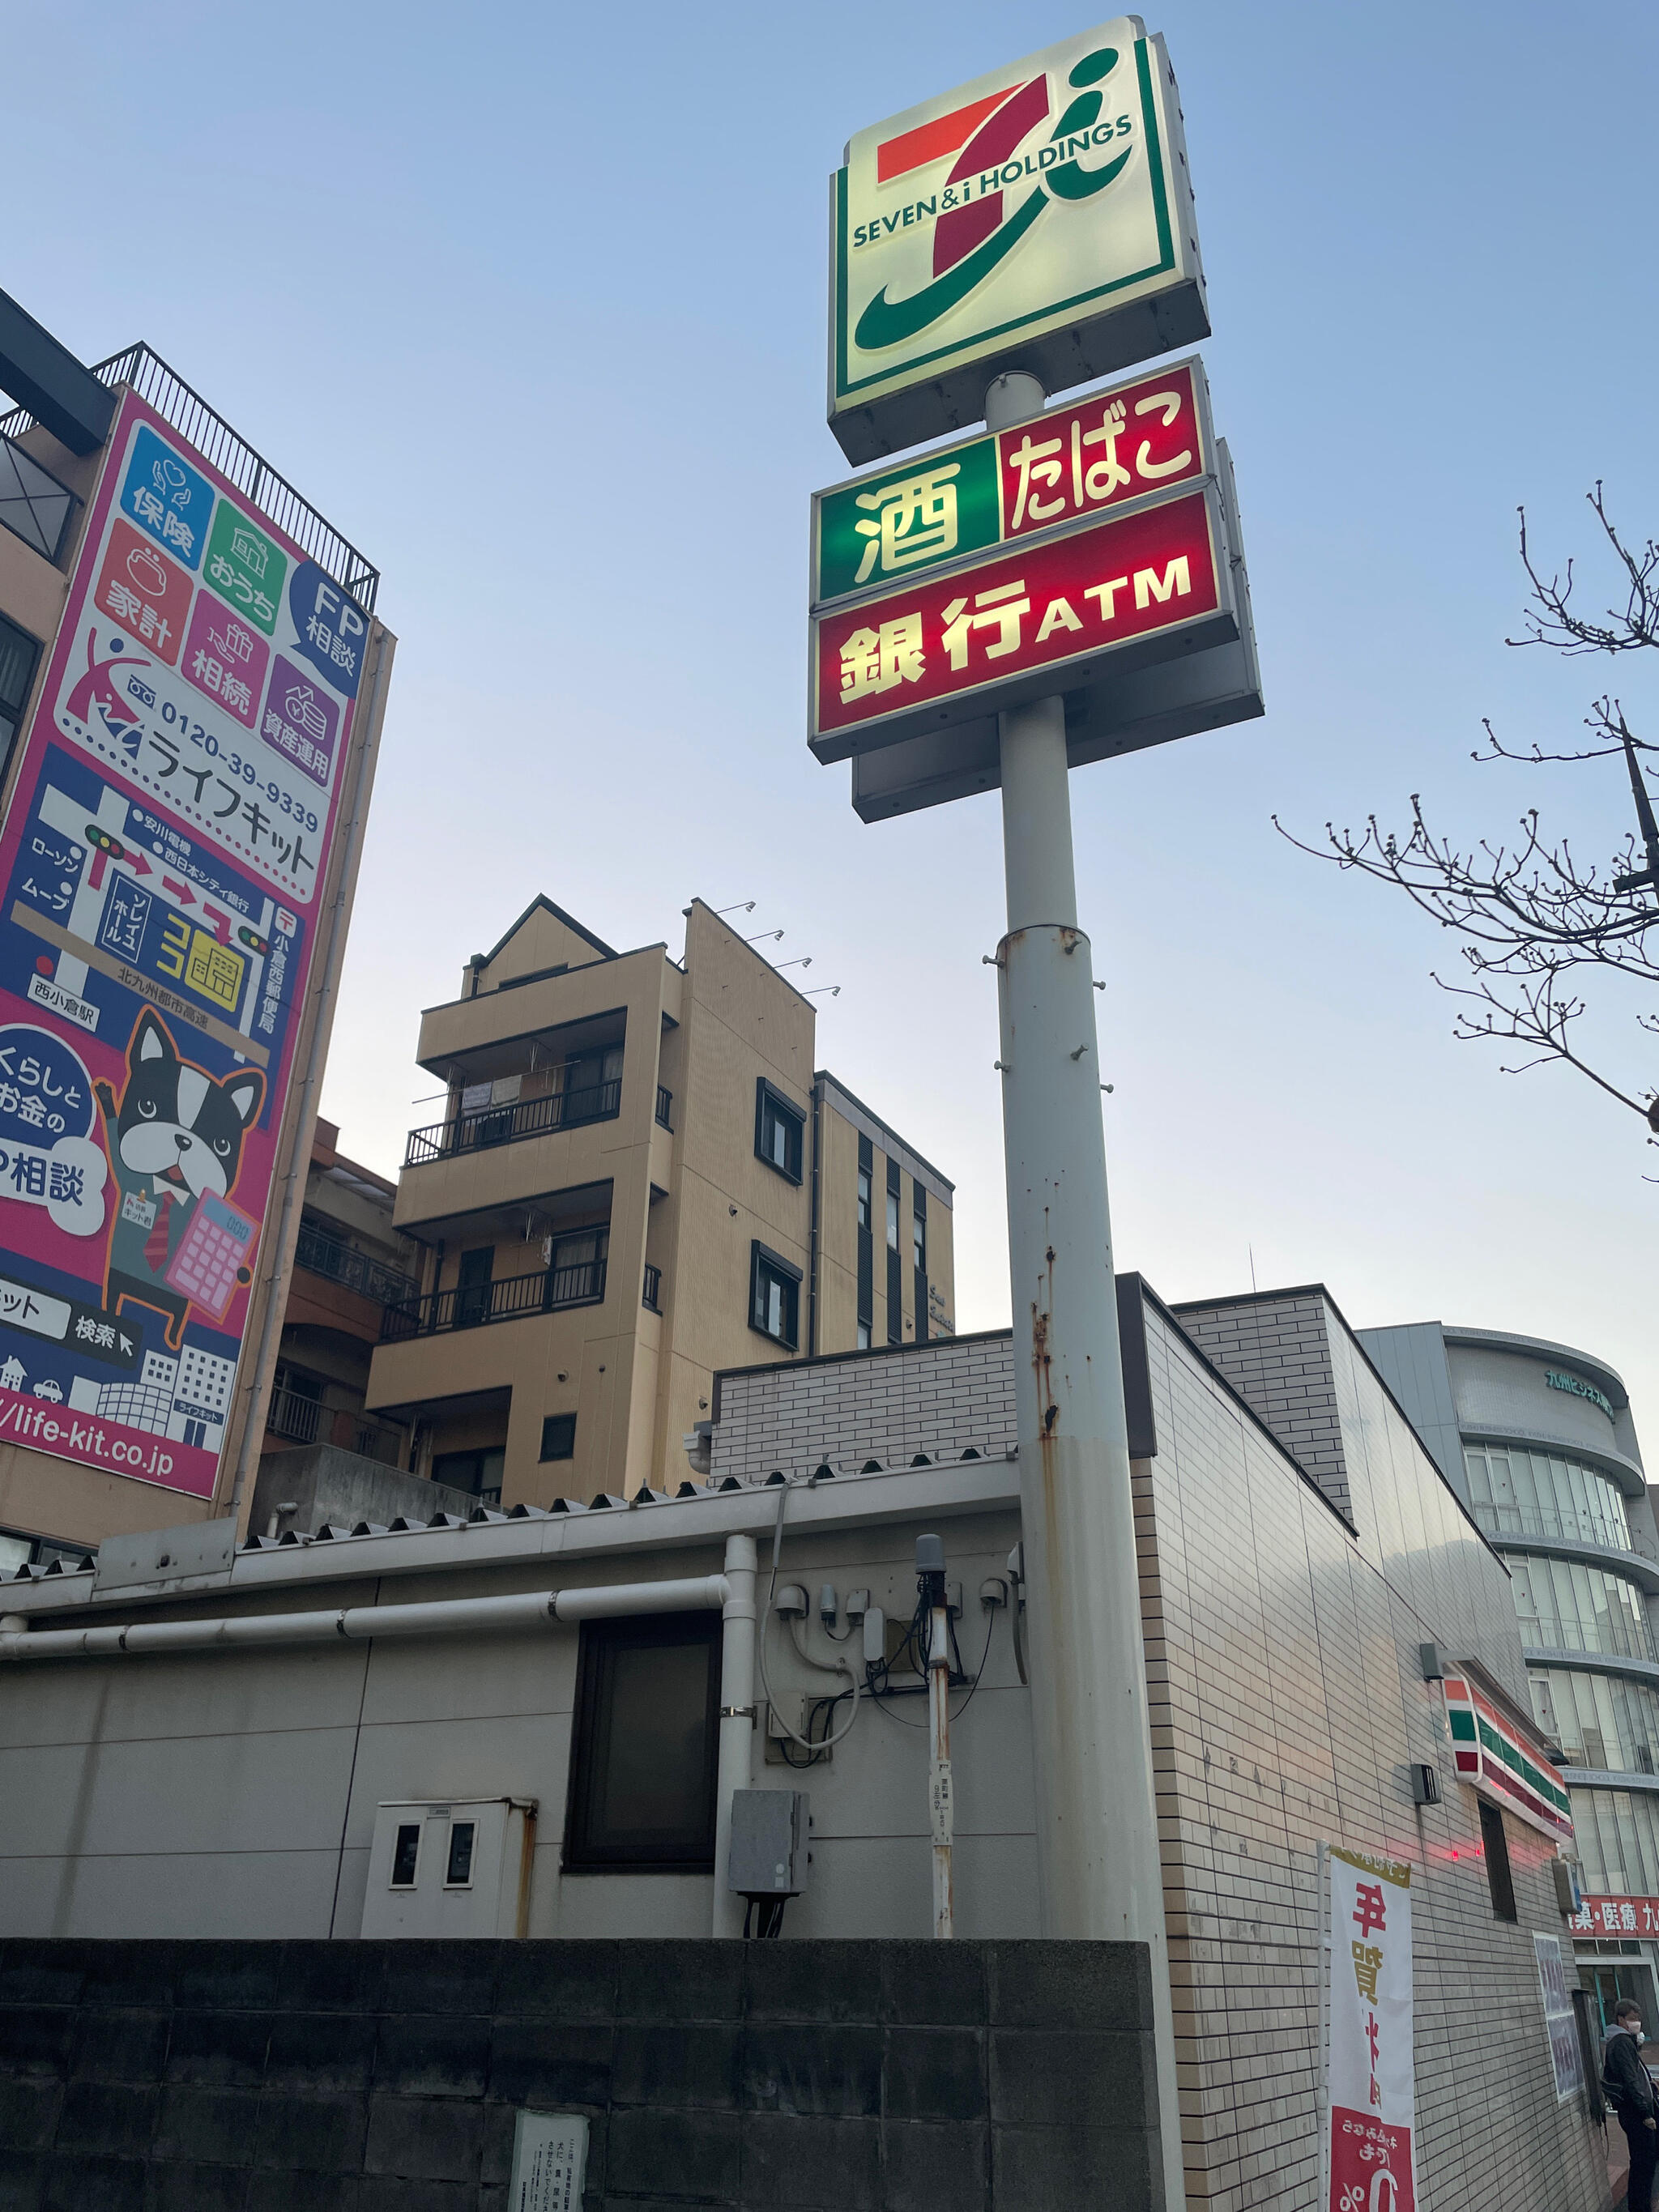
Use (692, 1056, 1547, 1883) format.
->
(727, 1789, 809, 1896)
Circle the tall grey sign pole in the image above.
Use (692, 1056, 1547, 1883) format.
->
(987, 369, 1186, 2212)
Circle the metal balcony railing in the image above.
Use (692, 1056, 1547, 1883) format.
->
(264, 1384, 408, 1468)
(348, 1414, 409, 1468)
(404, 1080, 621, 1168)
(267, 1385, 322, 1446)
(642, 1264, 662, 1312)
(294, 1218, 420, 1307)
(0, 346, 379, 612)
(380, 1259, 607, 1344)
(655, 1085, 673, 1130)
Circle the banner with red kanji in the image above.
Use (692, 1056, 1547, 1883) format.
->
(1325, 1845, 1414, 2212)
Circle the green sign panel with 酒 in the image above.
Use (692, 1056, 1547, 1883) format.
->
(816, 439, 1001, 605)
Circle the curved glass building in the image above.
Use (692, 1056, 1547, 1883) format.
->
(1361, 1319, 1659, 2024)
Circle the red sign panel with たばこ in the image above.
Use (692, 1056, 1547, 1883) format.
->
(810, 486, 1228, 762)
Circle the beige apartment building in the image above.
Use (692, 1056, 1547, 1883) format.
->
(363, 896, 954, 1509)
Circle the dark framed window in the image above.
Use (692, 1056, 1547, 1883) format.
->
(749, 1241, 801, 1349)
(856, 1135, 873, 1340)
(912, 1187, 928, 1346)
(0, 611, 41, 788)
(433, 1446, 505, 1503)
(390, 1822, 420, 1887)
(564, 1613, 721, 1870)
(455, 1245, 493, 1327)
(540, 1413, 577, 1462)
(1478, 1799, 1517, 1921)
(754, 1079, 804, 1183)
(885, 1161, 902, 1344)
(445, 1822, 476, 1886)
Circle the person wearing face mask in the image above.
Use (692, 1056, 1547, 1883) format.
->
(1604, 1999, 1659, 2212)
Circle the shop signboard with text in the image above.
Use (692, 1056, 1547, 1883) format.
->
(0, 388, 366, 1499)
(811, 479, 1235, 762)
(1570, 1894, 1659, 1938)
(814, 356, 1212, 604)
(1324, 1846, 1415, 2212)
(830, 20, 1207, 462)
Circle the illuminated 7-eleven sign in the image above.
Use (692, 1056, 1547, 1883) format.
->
(830, 20, 1208, 463)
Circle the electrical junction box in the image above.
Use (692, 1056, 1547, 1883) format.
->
(727, 1789, 809, 1896)
(360, 1798, 536, 1938)
(764, 1696, 830, 1767)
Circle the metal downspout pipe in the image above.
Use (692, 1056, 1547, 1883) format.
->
(712, 1532, 758, 1937)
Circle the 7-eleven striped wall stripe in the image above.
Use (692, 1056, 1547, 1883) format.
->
(1444, 1675, 1574, 1841)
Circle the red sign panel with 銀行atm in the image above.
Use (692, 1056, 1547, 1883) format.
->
(810, 481, 1235, 763)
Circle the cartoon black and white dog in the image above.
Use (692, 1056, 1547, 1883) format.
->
(96, 1009, 265, 1349)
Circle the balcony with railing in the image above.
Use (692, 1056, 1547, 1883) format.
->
(265, 1383, 409, 1468)
(294, 1218, 420, 1307)
(380, 1258, 607, 1343)
(404, 1080, 622, 1170)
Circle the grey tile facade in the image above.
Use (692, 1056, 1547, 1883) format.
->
(711, 1289, 1608, 2212)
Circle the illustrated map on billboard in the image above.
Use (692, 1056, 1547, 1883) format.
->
(0, 390, 366, 1500)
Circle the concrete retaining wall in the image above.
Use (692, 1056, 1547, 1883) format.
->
(0, 1935, 1162, 2212)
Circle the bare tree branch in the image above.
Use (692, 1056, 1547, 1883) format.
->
(1511, 485, 1659, 656)
(1278, 490, 1659, 1153)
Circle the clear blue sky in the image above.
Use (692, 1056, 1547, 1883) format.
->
(11, 2, 1659, 1417)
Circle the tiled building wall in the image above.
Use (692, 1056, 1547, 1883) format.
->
(1174, 1294, 1353, 1524)
(711, 1333, 1017, 1485)
(1141, 1302, 1601, 2212)
(710, 1294, 1606, 2212)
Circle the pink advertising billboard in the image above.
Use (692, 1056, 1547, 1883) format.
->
(0, 389, 368, 1498)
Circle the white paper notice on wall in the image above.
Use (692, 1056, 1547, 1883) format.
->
(510, 2110, 588, 2212)
(1533, 1932, 1586, 2100)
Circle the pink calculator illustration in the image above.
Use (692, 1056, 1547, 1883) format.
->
(164, 1191, 258, 1320)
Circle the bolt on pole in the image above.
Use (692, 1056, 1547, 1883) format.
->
(986, 369, 1185, 2210)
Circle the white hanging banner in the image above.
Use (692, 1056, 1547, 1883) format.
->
(1323, 1845, 1416, 2212)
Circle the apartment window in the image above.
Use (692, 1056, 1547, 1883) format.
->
(433, 1447, 505, 1503)
(912, 1187, 928, 1347)
(1478, 1799, 1517, 1921)
(0, 612, 41, 778)
(754, 1079, 804, 1183)
(749, 1242, 801, 1349)
(455, 1246, 493, 1328)
(856, 1134, 873, 1344)
(564, 1613, 721, 1869)
(885, 1160, 902, 1345)
(539, 1413, 577, 1462)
